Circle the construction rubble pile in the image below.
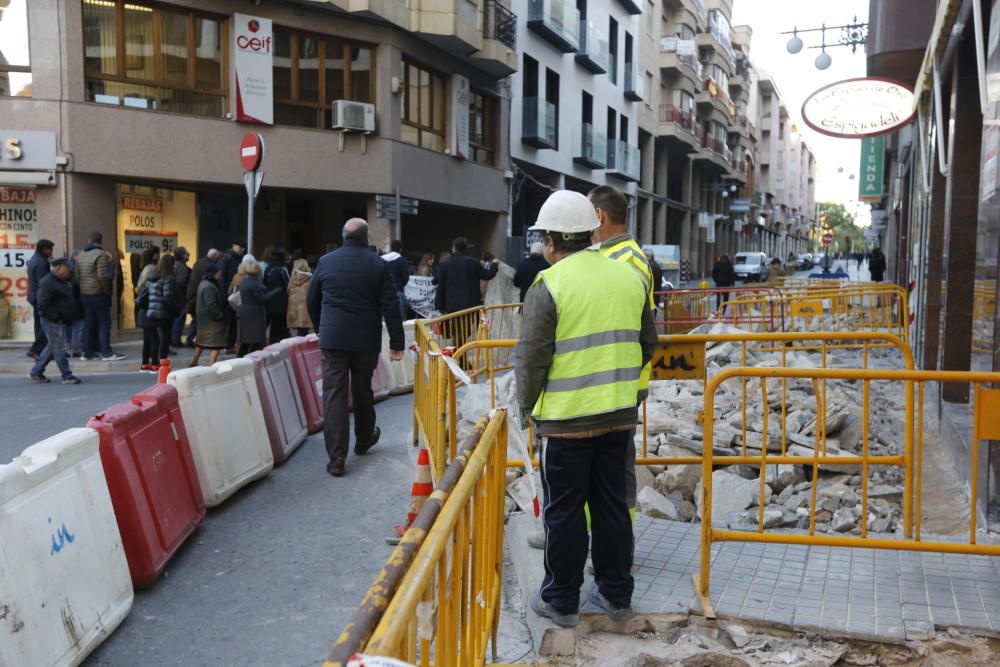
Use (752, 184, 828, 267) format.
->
(465, 323, 911, 537)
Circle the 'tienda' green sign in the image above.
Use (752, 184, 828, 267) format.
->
(859, 135, 885, 202)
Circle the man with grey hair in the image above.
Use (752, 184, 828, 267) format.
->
(308, 218, 405, 477)
(184, 248, 222, 347)
(513, 240, 549, 302)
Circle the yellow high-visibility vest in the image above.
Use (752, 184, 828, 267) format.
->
(600, 236, 653, 391)
(531, 250, 646, 422)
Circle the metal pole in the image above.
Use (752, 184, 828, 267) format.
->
(246, 169, 256, 256)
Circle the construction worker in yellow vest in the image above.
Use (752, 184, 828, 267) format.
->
(516, 190, 657, 628)
(588, 185, 655, 521)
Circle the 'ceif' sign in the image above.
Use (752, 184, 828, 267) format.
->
(233, 14, 273, 125)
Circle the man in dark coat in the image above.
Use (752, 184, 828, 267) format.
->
(513, 242, 549, 302)
(30, 258, 82, 385)
(711, 253, 737, 308)
(222, 240, 247, 350)
(26, 239, 54, 358)
(171, 247, 191, 347)
(184, 248, 221, 346)
(869, 248, 887, 282)
(307, 219, 405, 477)
(433, 236, 499, 313)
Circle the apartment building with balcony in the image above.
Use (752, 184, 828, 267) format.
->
(0, 0, 517, 341)
(508, 0, 646, 247)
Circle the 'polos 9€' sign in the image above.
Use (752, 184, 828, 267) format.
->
(234, 13, 274, 125)
(801, 77, 915, 139)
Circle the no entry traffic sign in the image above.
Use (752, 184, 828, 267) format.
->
(240, 132, 264, 172)
(822, 232, 834, 246)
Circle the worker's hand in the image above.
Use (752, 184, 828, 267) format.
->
(390, 349, 404, 361)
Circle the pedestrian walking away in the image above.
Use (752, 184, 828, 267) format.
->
(74, 231, 126, 361)
(237, 258, 280, 357)
(711, 253, 737, 307)
(515, 190, 657, 628)
(383, 239, 410, 320)
(185, 248, 222, 346)
(433, 236, 499, 314)
(171, 247, 192, 346)
(513, 242, 549, 302)
(644, 249, 663, 308)
(869, 247, 887, 282)
(590, 185, 655, 525)
(30, 258, 83, 385)
(26, 238, 54, 359)
(190, 261, 228, 367)
(307, 218, 405, 478)
(263, 246, 291, 344)
(286, 258, 313, 336)
(223, 240, 247, 350)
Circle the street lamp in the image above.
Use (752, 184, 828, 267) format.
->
(782, 17, 868, 71)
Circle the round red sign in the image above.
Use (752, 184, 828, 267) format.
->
(240, 132, 263, 172)
(822, 232, 834, 246)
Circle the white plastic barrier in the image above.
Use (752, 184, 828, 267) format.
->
(381, 320, 416, 394)
(0, 428, 133, 667)
(167, 359, 274, 507)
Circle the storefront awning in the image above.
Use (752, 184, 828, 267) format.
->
(911, 0, 964, 109)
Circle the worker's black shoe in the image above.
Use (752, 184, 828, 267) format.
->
(587, 584, 634, 623)
(530, 591, 579, 628)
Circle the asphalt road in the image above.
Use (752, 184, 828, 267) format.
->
(0, 373, 416, 666)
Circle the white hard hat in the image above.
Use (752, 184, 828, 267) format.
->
(529, 190, 600, 234)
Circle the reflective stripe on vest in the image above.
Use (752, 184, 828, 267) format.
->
(599, 236, 653, 391)
(532, 250, 646, 422)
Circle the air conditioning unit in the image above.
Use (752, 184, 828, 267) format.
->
(331, 100, 376, 133)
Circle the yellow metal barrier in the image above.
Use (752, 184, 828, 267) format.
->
(360, 410, 508, 667)
(439, 332, 913, 475)
(695, 366, 1000, 617)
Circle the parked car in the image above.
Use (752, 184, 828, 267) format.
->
(733, 252, 768, 282)
(796, 253, 814, 270)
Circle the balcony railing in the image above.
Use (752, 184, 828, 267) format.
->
(575, 21, 609, 73)
(658, 104, 697, 132)
(522, 97, 557, 148)
(693, 121, 705, 144)
(624, 62, 643, 101)
(607, 139, 641, 181)
(573, 123, 607, 168)
(707, 13, 735, 60)
(615, 0, 642, 16)
(485, 0, 517, 50)
(659, 37, 702, 78)
(528, 0, 580, 53)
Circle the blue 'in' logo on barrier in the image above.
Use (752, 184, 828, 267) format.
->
(49, 517, 75, 556)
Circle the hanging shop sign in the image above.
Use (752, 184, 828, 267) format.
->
(801, 77, 916, 138)
(451, 75, 470, 160)
(120, 195, 164, 232)
(0, 186, 38, 340)
(233, 13, 274, 125)
(859, 135, 886, 202)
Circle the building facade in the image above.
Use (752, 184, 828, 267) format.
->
(507, 0, 645, 249)
(0, 0, 517, 339)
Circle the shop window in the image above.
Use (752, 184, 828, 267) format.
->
(0, 0, 32, 97)
(401, 59, 446, 153)
(82, 0, 226, 118)
(468, 89, 498, 165)
(273, 26, 374, 130)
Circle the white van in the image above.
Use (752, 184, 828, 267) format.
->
(733, 252, 768, 282)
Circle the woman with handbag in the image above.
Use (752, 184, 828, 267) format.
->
(136, 254, 178, 372)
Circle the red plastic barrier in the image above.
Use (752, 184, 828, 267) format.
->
(271, 335, 324, 434)
(247, 346, 309, 465)
(87, 384, 205, 589)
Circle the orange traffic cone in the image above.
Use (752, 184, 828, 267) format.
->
(157, 358, 171, 384)
(388, 448, 433, 543)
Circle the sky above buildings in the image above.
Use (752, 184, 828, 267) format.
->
(733, 0, 872, 223)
